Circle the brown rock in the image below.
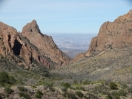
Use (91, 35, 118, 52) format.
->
(86, 10, 132, 56)
(22, 20, 70, 66)
(0, 21, 53, 68)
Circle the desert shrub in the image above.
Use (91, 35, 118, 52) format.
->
(109, 82, 118, 90)
(76, 91, 83, 98)
(61, 87, 67, 92)
(49, 87, 55, 92)
(105, 94, 112, 99)
(82, 79, 91, 85)
(9, 76, 16, 84)
(61, 82, 71, 89)
(35, 90, 43, 98)
(111, 91, 120, 99)
(63, 92, 77, 99)
(0, 71, 10, 86)
(128, 86, 132, 93)
(4, 87, 14, 94)
(92, 84, 108, 94)
(105, 94, 113, 99)
(0, 71, 16, 86)
(31, 85, 37, 88)
(118, 89, 127, 96)
(19, 92, 31, 99)
(17, 86, 27, 92)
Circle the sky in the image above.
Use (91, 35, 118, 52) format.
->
(0, 0, 132, 34)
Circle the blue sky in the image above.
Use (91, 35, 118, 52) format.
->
(0, 0, 132, 34)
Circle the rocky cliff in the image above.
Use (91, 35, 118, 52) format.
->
(54, 10, 132, 84)
(0, 22, 54, 69)
(22, 20, 70, 66)
(0, 20, 70, 69)
(86, 10, 132, 56)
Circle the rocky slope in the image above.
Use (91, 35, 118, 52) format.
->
(53, 10, 132, 84)
(22, 20, 70, 66)
(0, 20, 70, 70)
(86, 10, 132, 56)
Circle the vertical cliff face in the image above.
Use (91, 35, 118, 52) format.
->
(22, 20, 70, 66)
(86, 10, 132, 56)
(0, 21, 56, 69)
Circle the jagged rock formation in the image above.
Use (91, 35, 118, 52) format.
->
(0, 22, 54, 69)
(22, 20, 70, 66)
(0, 20, 70, 69)
(86, 10, 132, 56)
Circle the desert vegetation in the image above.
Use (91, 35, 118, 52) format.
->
(0, 70, 131, 99)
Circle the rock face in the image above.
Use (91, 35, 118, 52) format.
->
(0, 22, 53, 69)
(22, 20, 70, 66)
(0, 20, 70, 69)
(86, 10, 132, 56)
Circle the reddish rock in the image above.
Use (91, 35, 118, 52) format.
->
(86, 10, 132, 56)
(22, 20, 70, 66)
(0, 21, 53, 68)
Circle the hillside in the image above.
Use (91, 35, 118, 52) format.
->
(22, 20, 70, 66)
(52, 10, 132, 84)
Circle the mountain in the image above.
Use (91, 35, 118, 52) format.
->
(0, 20, 70, 70)
(0, 11, 132, 99)
(53, 10, 132, 84)
(22, 20, 70, 67)
(86, 10, 132, 56)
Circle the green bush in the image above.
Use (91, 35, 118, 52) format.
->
(19, 92, 31, 99)
(118, 89, 127, 96)
(61, 82, 71, 89)
(9, 76, 16, 84)
(4, 87, 14, 94)
(76, 91, 83, 98)
(82, 79, 91, 85)
(0, 71, 10, 85)
(0, 71, 16, 86)
(111, 91, 120, 99)
(109, 82, 118, 90)
(35, 90, 43, 98)
(63, 92, 77, 99)
(105, 94, 112, 99)
(17, 86, 27, 92)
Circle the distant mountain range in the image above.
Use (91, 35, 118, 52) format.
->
(49, 33, 96, 58)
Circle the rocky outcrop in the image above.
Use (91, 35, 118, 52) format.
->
(22, 20, 70, 66)
(86, 10, 132, 56)
(0, 22, 54, 69)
